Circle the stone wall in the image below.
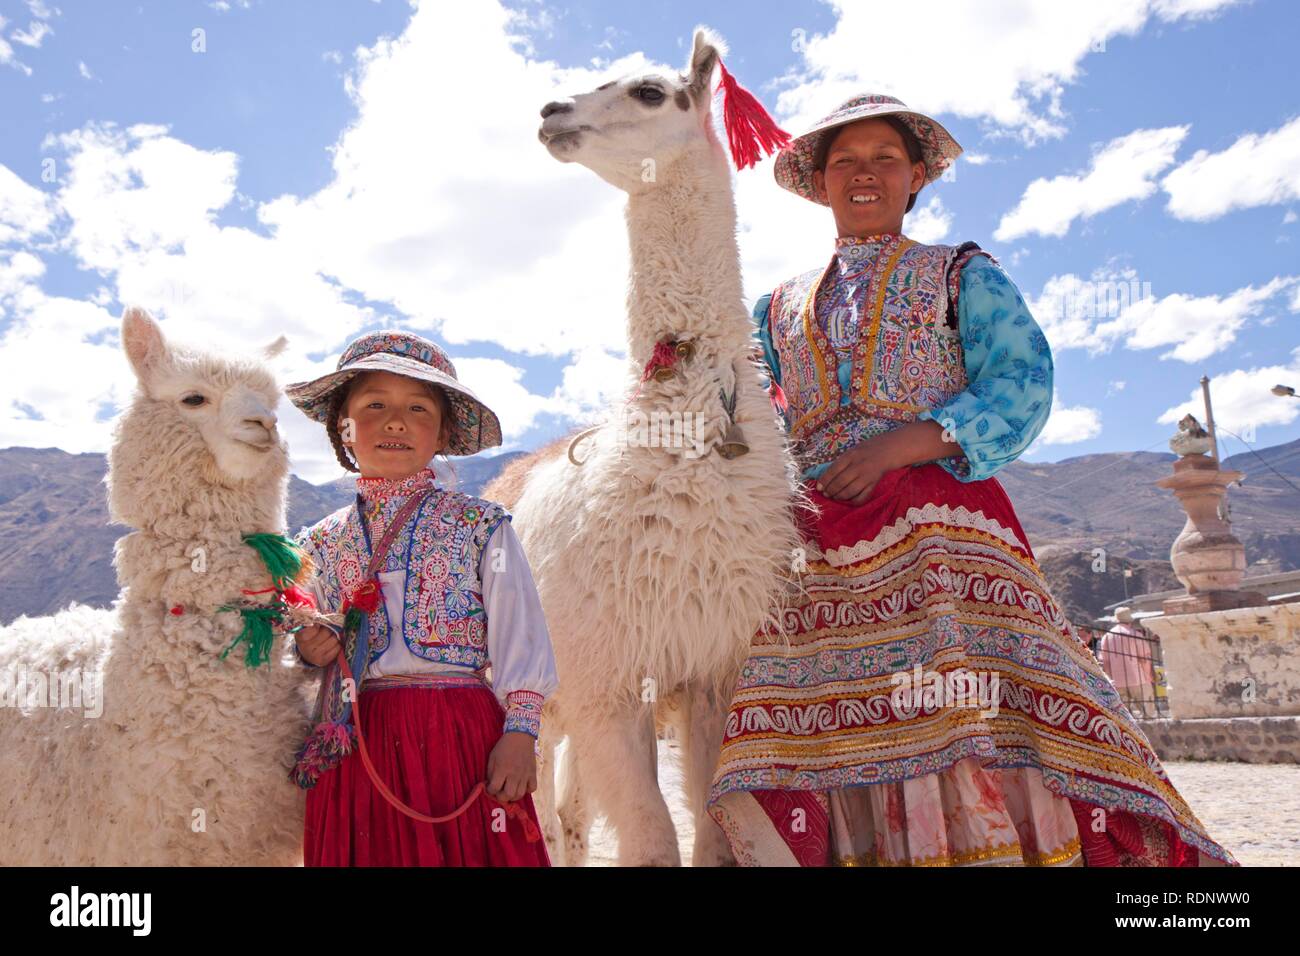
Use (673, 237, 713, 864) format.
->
(1138, 716, 1300, 763)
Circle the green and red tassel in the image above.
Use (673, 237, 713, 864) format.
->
(216, 532, 316, 668)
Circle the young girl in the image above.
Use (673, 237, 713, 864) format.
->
(705, 94, 1235, 867)
(285, 331, 556, 866)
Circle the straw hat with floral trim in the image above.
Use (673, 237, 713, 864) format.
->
(285, 330, 502, 457)
(774, 93, 963, 207)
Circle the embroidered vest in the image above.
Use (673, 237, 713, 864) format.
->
(769, 234, 988, 471)
(297, 487, 508, 669)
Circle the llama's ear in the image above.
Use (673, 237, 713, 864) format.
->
(262, 335, 289, 360)
(686, 26, 726, 104)
(121, 306, 168, 381)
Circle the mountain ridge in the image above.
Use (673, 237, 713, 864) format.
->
(1, 438, 1295, 626)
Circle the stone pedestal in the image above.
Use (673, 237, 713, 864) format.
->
(1142, 604, 1300, 720)
(1155, 453, 1266, 615)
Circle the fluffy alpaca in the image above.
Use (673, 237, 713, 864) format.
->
(485, 27, 807, 866)
(0, 307, 314, 865)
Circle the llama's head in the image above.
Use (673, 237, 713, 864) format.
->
(538, 26, 726, 191)
(108, 307, 291, 529)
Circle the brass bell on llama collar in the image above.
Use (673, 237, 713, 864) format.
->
(651, 339, 696, 382)
(714, 370, 749, 459)
(716, 420, 750, 459)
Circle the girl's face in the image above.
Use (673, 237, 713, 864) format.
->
(812, 118, 926, 238)
(339, 370, 450, 480)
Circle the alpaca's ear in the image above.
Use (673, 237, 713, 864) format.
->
(121, 306, 167, 381)
(262, 335, 289, 360)
(686, 26, 725, 105)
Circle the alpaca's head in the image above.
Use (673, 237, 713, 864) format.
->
(108, 306, 291, 528)
(538, 26, 727, 192)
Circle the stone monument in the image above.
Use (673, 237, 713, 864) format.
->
(1156, 414, 1266, 615)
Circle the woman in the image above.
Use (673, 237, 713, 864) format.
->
(705, 94, 1234, 867)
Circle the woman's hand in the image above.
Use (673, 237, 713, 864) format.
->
(295, 623, 342, 666)
(816, 439, 899, 505)
(486, 732, 538, 803)
(816, 420, 961, 506)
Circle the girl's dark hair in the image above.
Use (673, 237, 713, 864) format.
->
(326, 374, 455, 474)
(814, 115, 926, 213)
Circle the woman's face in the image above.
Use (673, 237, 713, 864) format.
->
(339, 370, 449, 480)
(812, 118, 926, 238)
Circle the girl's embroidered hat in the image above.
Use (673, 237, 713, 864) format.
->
(285, 330, 502, 456)
(773, 93, 963, 206)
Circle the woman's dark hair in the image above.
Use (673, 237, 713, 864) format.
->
(326, 373, 455, 474)
(814, 115, 926, 213)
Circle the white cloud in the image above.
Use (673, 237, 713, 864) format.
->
(1038, 391, 1103, 445)
(995, 126, 1188, 241)
(1162, 115, 1300, 221)
(0, 15, 33, 77)
(51, 124, 239, 272)
(0, 287, 127, 454)
(1158, 348, 1300, 434)
(1095, 276, 1298, 362)
(1152, 0, 1247, 20)
(1029, 266, 1300, 362)
(903, 195, 953, 244)
(10, 19, 52, 48)
(775, 0, 1240, 143)
(0, 163, 56, 244)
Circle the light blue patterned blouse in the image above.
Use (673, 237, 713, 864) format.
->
(755, 254, 1053, 483)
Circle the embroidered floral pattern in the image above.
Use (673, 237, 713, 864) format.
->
(504, 690, 545, 738)
(767, 236, 970, 474)
(754, 240, 1053, 483)
(295, 474, 509, 671)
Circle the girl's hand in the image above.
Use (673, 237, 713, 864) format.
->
(486, 732, 537, 803)
(295, 623, 342, 666)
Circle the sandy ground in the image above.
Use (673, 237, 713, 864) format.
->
(584, 743, 1300, 866)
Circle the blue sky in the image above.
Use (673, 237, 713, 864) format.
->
(1, 0, 1297, 483)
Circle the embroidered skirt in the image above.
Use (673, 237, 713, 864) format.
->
(305, 674, 551, 867)
(706, 463, 1236, 867)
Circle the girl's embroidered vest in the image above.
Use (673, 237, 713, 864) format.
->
(769, 235, 986, 472)
(297, 488, 508, 670)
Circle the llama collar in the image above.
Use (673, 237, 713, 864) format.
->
(356, 467, 439, 503)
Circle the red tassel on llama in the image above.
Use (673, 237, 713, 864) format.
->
(715, 59, 791, 170)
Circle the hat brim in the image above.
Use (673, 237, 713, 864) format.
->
(774, 104, 963, 206)
(285, 353, 503, 456)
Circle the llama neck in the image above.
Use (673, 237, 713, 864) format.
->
(623, 144, 750, 362)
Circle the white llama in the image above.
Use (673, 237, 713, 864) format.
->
(0, 307, 314, 865)
(486, 27, 806, 866)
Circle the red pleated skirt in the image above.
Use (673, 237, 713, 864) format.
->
(304, 676, 551, 867)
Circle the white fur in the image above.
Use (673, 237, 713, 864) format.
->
(520, 27, 808, 866)
(0, 307, 314, 865)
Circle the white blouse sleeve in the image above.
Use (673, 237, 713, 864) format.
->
(480, 518, 558, 738)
